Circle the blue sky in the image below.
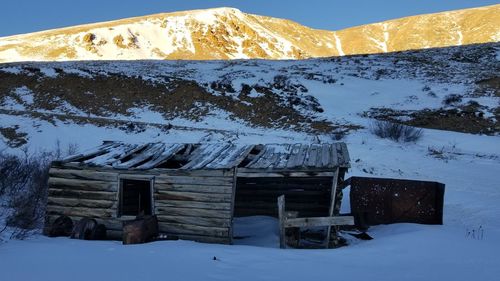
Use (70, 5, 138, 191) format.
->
(0, 0, 497, 37)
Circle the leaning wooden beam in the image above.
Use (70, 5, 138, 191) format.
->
(83, 143, 137, 166)
(60, 142, 116, 163)
(277, 195, 286, 249)
(325, 167, 340, 248)
(135, 143, 186, 169)
(205, 145, 255, 169)
(284, 216, 354, 228)
(113, 143, 165, 169)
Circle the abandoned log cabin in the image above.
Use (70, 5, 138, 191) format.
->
(45, 141, 350, 244)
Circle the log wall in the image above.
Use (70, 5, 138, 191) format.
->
(153, 169, 234, 244)
(234, 169, 347, 218)
(45, 165, 235, 244)
(45, 167, 121, 239)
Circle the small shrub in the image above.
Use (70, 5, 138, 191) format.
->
(0, 151, 52, 239)
(370, 120, 423, 142)
(442, 94, 463, 105)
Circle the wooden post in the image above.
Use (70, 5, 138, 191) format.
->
(229, 167, 237, 244)
(325, 168, 339, 248)
(277, 195, 286, 249)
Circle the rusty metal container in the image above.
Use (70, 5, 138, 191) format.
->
(349, 176, 445, 228)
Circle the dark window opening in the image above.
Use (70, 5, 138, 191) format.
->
(119, 179, 153, 217)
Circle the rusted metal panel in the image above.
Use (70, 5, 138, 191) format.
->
(349, 176, 445, 227)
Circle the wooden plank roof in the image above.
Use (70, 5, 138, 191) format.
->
(59, 141, 350, 170)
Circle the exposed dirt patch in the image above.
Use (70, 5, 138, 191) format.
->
(0, 125, 28, 147)
(0, 68, 342, 134)
(364, 104, 499, 135)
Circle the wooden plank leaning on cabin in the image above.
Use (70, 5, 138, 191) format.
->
(284, 216, 354, 228)
(278, 195, 286, 249)
(229, 167, 237, 244)
(325, 167, 339, 248)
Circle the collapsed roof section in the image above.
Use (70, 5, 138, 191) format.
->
(59, 141, 350, 170)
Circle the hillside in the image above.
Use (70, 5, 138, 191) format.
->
(0, 43, 498, 150)
(0, 5, 498, 62)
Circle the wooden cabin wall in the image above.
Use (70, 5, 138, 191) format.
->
(45, 166, 235, 243)
(235, 175, 332, 218)
(234, 168, 348, 218)
(153, 169, 235, 244)
(45, 166, 123, 239)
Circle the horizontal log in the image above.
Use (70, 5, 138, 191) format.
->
(47, 197, 114, 209)
(155, 200, 231, 211)
(158, 223, 229, 238)
(155, 183, 232, 194)
(237, 171, 335, 178)
(155, 190, 232, 203)
(155, 206, 231, 219)
(48, 188, 117, 201)
(46, 205, 115, 219)
(49, 168, 118, 182)
(235, 195, 330, 203)
(236, 183, 331, 190)
(236, 189, 330, 197)
(155, 176, 233, 186)
(237, 176, 332, 184)
(284, 216, 355, 228)
(116, 169, 231, 177)
(156, 169, 233, 177)
(49, 177, 117, 192)
(235, 201, 330, 211)
(156, 215, 231, 228)
(118, 174, 155, 181)
(234, 209, 327, 218)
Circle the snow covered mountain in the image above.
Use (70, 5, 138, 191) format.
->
(0, 5, 498, 62)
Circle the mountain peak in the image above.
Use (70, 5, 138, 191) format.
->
(0, 4, 498, 62)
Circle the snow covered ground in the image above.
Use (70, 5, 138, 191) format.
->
(1, 126, 499, 281)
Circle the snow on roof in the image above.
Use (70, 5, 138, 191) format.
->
(58, 141, 350, 170)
